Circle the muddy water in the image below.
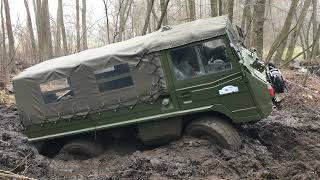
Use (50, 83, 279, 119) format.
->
(1, 75, 320, 179)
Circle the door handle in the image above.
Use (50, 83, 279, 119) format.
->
(179, 92, 191, 98)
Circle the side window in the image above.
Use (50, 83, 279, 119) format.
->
(169, 38, 232, 81)
(94, 63, 134, 92)
(169, 47, 204, 80)
(40, 78, 74, 104)
(200, 39, 232, 74)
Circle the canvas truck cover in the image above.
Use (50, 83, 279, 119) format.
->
(13, 16, 230, 126)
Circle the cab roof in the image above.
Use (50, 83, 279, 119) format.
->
(14, 15, 230, 80)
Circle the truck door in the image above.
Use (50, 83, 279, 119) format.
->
(166, 36, 258, 120)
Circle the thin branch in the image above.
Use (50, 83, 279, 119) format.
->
(156, 0, 170, 30)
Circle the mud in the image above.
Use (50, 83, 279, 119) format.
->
(1, 70, 320, 180)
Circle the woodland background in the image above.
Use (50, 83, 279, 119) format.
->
(0, 0, 319, 86)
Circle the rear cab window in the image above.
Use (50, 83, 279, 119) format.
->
(40, 78, 74, 104)
(94, 63, 134, 92)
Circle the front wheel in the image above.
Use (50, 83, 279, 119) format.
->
(185, 116, 241, 150)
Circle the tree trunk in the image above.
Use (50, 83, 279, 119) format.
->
(60, 1, 67, 55)
(251, 0, 266, 59)
(151, 4, 159, 24)
(55, 0, 62, 56)
(40, 0, 53, 60)
(81, 0, 88, 50)
(113, 0, 124, 42)
(223, 0, 228, 15)
(312, 0, 318, 55)
(156, 0, 170, 30)
(0, 0, 8, 85)
(118, 0, 131, 41)
(218, 0, 223, 16)
(142, 0, 155, 35)
(184, 0, 189, 19)
(33, 0, 42, 62)
(24, 0, 37, 64)
(270, 0, 299, 65)
(187, 0, 195, 21)
(122, 0, 132, 39)
(76, 0, 80, 52)
(299, 31, 307, 59)
(3, 0, 15, 72)
(227, 0, 234, 22)
(102, 0, 111, 43)
(284, 0, 312, 63)
(210, 0, 218, 17)
(240, 0, 252, 47)
(199, 0, 202, 18)
(303, 23, 320, 85)
(160, 0, 168, 25)
(241, 0, 249, 30)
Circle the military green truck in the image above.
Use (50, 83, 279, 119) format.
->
(13, 16, 274, 157)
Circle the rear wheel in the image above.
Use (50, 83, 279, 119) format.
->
(185, 116, 241, 150)
(58, 139, 104, 160)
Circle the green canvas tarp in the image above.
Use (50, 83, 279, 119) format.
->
(13, 16, 230, 126)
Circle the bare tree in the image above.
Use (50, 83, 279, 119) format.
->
(218, 0, 223, 16)
(24, 0, 37, 64)
(33, 0, 42, 61)
(284, 0, 312, 63)
(210, 0, 218, 17)
(303, 23, 320, 85)
(60, 1, 67, 55)
(151, 4, 160, 26)
(102, 0, 111, 43)
(156, 0, 170, 30)
(82, 0, 88, 50)
(142, 0, 155, 35)
(311, 0, 318, 55)
(268, 0, 299, 64)
(55, 0, 67, 56)
(112, 0, 124, 42)
(184, 0, 189, 18)
(227, 0, 234, 22)
(187, 0, 196, 21)
(118, 0, 132, 41)
(3, 0, 15, 72)
(251, 0, 266, 59)
(160, 0, 168, 25)
(55, 0, 62, 56)
(76, 0, 80, 52)
(40, 0, 53, 60)
(1, 0, 8, 85)
(241, 0, 252, 46)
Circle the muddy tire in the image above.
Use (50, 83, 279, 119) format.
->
(59, 139, 104, 160)
(185, 116, 241, 150)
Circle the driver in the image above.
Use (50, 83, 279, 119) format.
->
(202, 45, 227, 72)
(171, 48, 199, 80)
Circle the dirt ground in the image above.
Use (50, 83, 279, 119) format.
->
(1, 69, 320, 180)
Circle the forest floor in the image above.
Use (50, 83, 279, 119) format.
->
(1, 69, 320, 180)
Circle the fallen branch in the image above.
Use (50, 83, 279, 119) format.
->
(10, 151, 33, 172)
(0, 170, 36, 180)
(0, 139, 9, 145)
(107, 169, 153, 174)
